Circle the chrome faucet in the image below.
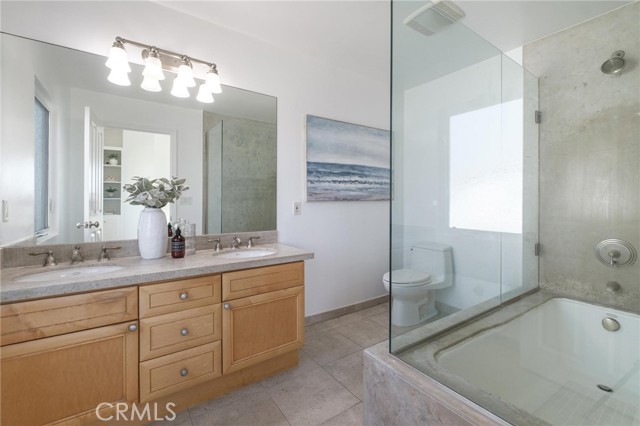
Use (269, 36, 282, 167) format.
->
(231, 236, 242, 250)
(71, 246, 84, 264)
(99, 246, 121, 261)
(208, 238, 223, 252)
(29, 250, 57, 267)
(247, 236, 260, 248)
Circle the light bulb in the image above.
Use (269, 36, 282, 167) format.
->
(141, 76, 162, 92)
(107, 69, 131, 86)
(205, 66, 222, 93)
(177, 58, 196, 88)
(105, 41, 131, 73)
(170, 78, 190, 98)
(143, 51, 165, 81)
(196, 84, 214, 103)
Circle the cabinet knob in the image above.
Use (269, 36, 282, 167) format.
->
(180, 368, 189, 377)
(224, 303, 231, 310)
(179, 292, 189, 300)
(180, 328, 189, 336)
(128, 324, 138, 332)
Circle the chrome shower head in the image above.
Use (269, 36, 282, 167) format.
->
(601, 50, 626, 75)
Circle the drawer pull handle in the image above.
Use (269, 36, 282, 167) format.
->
(224, 303, 231, 310)
(180, 368, 189, 377)
(180, 328, 189, 336)
(179, 292, 189, 300)
(128, 324, 138, 332)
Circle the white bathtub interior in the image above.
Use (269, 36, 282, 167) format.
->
(437, 298, 640, 426)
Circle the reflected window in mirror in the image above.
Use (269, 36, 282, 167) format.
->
(34, 96, 50, 237)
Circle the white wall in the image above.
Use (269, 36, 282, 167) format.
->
(0, 1, 390, 316)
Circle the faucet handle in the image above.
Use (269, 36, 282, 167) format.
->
(99, 246, 121, 261)
(71, 246, 84, 264)
(29, 250, 57, 267)
(207, 238, 223, 252)
(247, 236, 260, 248)
(231, 236, 241, 249)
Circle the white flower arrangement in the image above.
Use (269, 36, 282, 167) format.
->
(123, 176, 189, 208)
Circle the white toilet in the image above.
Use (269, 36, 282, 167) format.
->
(383, 242, 453, 326)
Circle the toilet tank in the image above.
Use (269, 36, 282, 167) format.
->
(409, 242, 453, 281)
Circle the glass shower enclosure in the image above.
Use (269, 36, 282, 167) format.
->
(390, 0, 539, 353)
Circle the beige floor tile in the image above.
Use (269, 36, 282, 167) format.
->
(356, 303, 388, 318)
(189, 381, 267, 420)
(302, 330, 362, 366)
(334, 318, 387, 349)
(323, 351, 364, 400)
(319, 403, 363, 426)
(149, 409, 193, 426)
(267, 368, 359, 426)
(305, 320, 335, 337)
(261, 351, 321, 389)
(369, 312, 389, 328)
(191, 391, 290, 426)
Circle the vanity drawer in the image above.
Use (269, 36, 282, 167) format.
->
(140, 304, 221, 361)
(139, 275, 221, 318)
(222, 262, 304, 301)
(139, 341, 221, 402)
(0, 287, 138, 346)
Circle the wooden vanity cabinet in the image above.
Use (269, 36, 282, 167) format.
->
(0, 287, 139, 426)
(221, 262, 304, 374)
(138, 275, 223, 402)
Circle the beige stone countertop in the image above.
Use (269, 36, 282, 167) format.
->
(0, 243, 314, 303)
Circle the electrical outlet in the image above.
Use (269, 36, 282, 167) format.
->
(2, 200, 8, 222)
(293, 201, 301, 215)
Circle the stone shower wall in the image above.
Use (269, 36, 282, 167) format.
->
(524, 3, 639, 311)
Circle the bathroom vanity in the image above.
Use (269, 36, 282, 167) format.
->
(0, 243, 312, 425)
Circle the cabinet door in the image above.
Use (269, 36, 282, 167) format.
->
(1, 322, 138, 426)
(222, 286, 304, 374)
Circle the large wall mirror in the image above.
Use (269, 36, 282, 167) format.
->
(0, 32, 277, 247)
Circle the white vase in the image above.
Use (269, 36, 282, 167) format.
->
(109, 158, 119, 165)
(137, 207, 167, 259)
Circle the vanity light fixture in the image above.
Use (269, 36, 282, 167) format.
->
(105, 36, 222, 102)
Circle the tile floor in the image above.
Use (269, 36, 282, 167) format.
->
(154, 302, 389, 426)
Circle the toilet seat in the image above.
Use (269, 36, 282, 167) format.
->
(383, 269, 431, 287)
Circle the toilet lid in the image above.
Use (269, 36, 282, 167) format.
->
(383, 269, 431, 286)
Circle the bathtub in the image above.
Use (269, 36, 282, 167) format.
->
(437, 298, 640, 426)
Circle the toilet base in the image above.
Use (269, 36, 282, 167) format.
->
(390, 290, 438, 327)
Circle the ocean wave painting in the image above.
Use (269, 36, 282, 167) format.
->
(306, 115, 390, 201)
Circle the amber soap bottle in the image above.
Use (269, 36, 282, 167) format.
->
(171, 227, 185, 258)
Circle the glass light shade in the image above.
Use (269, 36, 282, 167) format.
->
(141, 76, 162, 92)
(107, 69, 131, 86)
(196, 84, 214, 103)
(205, 71, 222, 94)
(170, 78, 190, 98)
(142, 56, 165, 80)
(105, 45, 131, 73)
(177, 63, 196, 88)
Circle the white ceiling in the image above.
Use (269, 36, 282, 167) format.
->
(155, 1, 631, 83)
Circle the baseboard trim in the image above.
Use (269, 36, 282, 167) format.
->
(305, 294, 388, 326)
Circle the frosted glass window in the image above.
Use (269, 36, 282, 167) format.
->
(34, 97, 49, 234)
(449, 99, 523, 233)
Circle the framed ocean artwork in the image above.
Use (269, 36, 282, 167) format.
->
(306, 115, 390, 201)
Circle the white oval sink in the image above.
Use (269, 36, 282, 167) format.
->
(213, 248, 277, 259)
(16, 265, 124, 283)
